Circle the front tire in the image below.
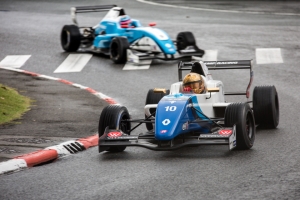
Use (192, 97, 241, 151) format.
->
(60, 25, 81, 52)
(98, 105, 131, 152)
(110, 37, 130, 64)
(225, 103, 255, 150)
(145, 89, 170, 131)
(253, 85, 279, 129)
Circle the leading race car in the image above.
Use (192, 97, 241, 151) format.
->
(60, 5, 205, 64)
(98, 60, 279, 153)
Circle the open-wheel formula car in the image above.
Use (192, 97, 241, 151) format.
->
(60, 5, 205, 64)
(98, 60, 279, 153)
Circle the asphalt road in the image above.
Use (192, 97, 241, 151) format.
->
(1, 0, 300, 199)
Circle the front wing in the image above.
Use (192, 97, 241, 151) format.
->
(98, 126, 237, 152)
(127, 47, 205, 65)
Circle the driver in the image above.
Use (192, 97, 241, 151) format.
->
(119, 15, 133, 28)
(182, 73, 206, 94)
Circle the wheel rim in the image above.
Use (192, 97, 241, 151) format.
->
(119, 113, 130, 134)
(62, 30, 70, 47)
(274, 93, 279, 124)
(246, 112, 254, 139)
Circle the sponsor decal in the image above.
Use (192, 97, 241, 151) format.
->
(205, 61, 238, 65)
(107, 132, 122, 138)
(160, 130, 167, 134)
(165, 43, 171, 48)
(106, 135, 138, 140)
(199, 134, 229, 138)
(163, 95, 189, 101)
(217, 61, 238, 65)
(219, 129, 232, 135)
(182, 122, 189, 130)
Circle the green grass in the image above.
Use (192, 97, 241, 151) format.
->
(0, 84, 32, 125)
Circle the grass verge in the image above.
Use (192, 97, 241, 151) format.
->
(0, 83, 32, 125)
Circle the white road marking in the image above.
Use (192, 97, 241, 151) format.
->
(202, 50, 218, 61)
(256, 48, 283, 64)
(54, 54, 92, 73)
(136, 0, 300, 16)
(123, 60, 152, 70)
(0, 55, 31, 68)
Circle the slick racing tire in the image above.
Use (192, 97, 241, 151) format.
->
(145, 89, 170, 131)
(253, 85, 279, 129)
(110, 37, 130, 64)
(60, 25, 81, 52)
(98, 105, 131, 152)
(224, 103, 255, 150)
(176, 31, 196, 51)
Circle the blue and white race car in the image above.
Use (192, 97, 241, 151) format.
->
(60, 5, 205, 64)
(98, 60, 279, 152)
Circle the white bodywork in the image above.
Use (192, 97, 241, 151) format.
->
(130, 36, 163, 53)
(145, 61, 231, 119)
(169, 77, 230, 118)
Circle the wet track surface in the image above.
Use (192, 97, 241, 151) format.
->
(1, 0, 300, 199)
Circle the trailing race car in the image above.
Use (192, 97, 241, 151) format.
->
(98, 60, 279, 152)
(60, 5, 205, 64)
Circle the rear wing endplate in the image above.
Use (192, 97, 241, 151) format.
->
(71, 5, 117, 25)
(178, 60, 254, 98)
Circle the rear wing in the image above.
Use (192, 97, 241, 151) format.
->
(178, 60, 254, 98)
(70, 5, 117, 25)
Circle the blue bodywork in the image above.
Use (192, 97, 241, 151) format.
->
(155, 93, 211, 141)
(93, 18, 177, 54)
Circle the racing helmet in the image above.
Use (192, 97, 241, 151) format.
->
(120, 15, 132, 28)
(182, 73, 206, 94)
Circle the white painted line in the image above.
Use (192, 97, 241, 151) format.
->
(0, 55, 31, 68)
(256, 48, 283, 64)
(54, 54, 92, 73)
(123, 60, 151, 70)
(136, 0, 300, 16)
(202, 50, 218, 61)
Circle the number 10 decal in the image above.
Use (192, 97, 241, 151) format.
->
(165, 106, 177, 111)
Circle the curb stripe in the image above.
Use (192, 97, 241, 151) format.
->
(0, 67, 117, 175)
(14, 149, 58, 168)
(58, 79, 73, 85)
(0, 159, 27, 174)
(23, 71, 39, 76)
(85, 88, 97, 94)
(77, 135, 99, 149)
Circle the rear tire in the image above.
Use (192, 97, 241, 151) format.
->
(110, 37, 130, 64)
(176, 31, 196, 51)
(145, 89, 170, 131)
(98, 105, 131, 152)
(60, 25, 81, 52)
(253, 85, 279, 128)
(225, 103, 255, 150)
